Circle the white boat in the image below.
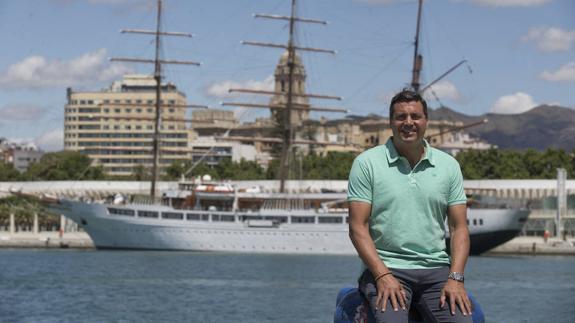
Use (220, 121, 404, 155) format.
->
(47, 178, 529, 255)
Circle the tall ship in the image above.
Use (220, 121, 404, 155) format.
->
(42, 0, 528, 255)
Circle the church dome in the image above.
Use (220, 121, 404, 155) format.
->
(278, 50, 303, 66)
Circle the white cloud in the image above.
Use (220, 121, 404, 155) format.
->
(490, 92, 537, 114)
(204, 76, 274, 99)
(540, 62, 575, 82)
(0, 48, 133, 90)
(422, 81, 461, 102)
(35, 129, 64, 152)
(471, 0, 550, 7)
(522, 27, 575, 52)
(0, 104, 46, 121)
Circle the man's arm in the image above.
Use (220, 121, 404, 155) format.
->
(441, 203, 472, 316)
(348, 201, 406, 312)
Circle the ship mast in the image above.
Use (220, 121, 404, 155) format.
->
(409, 1, 482, 143)
(411, 0, 468, 96)
(410, 0, 423, 93)
(221, 0, 348, 193)
(151, 0, 163, 200)
(278, 0, 298, 194)
(110, 0, 200, 199)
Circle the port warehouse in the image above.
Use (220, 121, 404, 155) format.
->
(1, 179, 574, 236)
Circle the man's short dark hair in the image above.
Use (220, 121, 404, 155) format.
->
(389, 89, 428, 119)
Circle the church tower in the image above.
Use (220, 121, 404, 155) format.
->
(270, 50, 309, 126)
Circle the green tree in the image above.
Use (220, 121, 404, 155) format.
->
(301, 152, 356, 179)
(0, 162, 23, 181)
(131, 164, 150, 181)
(215, 158, 266, 180)
(0, 195, 41, 231)
(456, 148, 574, 179)
(24, 151, 105, 180)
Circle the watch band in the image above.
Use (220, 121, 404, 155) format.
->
(448, 271, 465, 282)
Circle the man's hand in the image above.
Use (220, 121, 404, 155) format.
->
(375, 274, 407, 312)
(440, 279, 472, 316)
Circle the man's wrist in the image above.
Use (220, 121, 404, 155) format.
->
(448, 271, 465, 282)
(374, 271, 393, 282)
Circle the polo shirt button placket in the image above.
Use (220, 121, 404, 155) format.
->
(408, 173, 416, 185)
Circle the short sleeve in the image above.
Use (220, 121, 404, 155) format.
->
(347, 156, 373, 204)
(448, 162, 467, 206)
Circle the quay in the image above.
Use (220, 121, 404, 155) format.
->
(487, 236, 575, 256)
(0, 232, 93, 249)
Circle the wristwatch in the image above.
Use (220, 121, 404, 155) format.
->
(448, 271, 465, 282)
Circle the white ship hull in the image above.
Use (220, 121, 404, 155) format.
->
(52, 199, 528, 255)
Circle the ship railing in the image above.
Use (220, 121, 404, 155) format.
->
(467, 195, 529, 209)
(130, 194, 165, 206)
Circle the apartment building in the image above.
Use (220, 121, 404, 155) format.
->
(64, 74, 192, 176)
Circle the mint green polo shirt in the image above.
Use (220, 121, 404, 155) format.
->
(347, 138, 467, 269)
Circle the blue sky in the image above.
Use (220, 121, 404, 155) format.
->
(0, 0, 573, 151)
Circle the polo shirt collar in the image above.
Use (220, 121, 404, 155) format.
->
(385, 137, 435, 166)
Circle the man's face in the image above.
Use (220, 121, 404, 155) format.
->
(390, 101, 427, 145)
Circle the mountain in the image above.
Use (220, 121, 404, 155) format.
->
(429, 105, 575, 151)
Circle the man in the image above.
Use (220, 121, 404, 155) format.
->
(347, 90, 472, 323)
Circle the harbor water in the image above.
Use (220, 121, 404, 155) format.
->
(1, 250, 574, 323)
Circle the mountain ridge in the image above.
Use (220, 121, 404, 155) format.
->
(428, 105, 575, 151)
